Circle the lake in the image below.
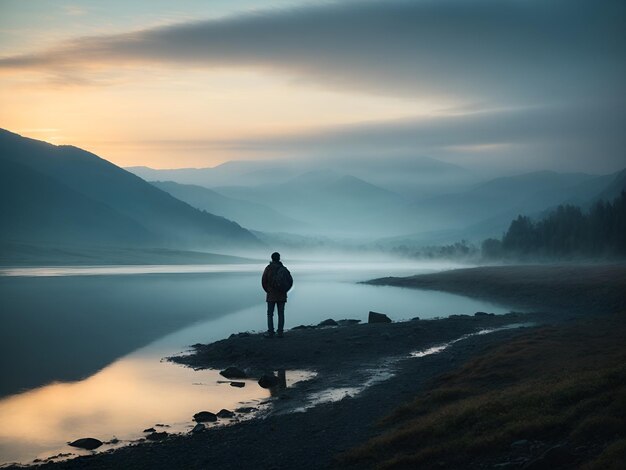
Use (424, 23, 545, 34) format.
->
(0, 261, 511, 464)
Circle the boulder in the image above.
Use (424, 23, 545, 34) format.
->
(318, 318, 338, 327)
(217, 409, 235, 419)
(145, 431, 168, 441)
(230, 381, 245, 388)
(368, 311, 392, 324)
(68, 438, 103, 450)
(219, 367, 247, 379)
(193, 411, 217, 422)
(143, 427, 156, 433)
(474, 311, 495, 317)
(337, 319, 361, 326)
(258, 374, 280, 389)
(191, 424, 205, 433)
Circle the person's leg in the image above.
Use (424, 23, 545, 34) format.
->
(266, 301, 276, 335)
(277, 302, 285, 335)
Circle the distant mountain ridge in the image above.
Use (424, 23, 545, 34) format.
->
(0, 129, 260, 250)
(126, 154, 475, 198)
(151, 180, 305, 232)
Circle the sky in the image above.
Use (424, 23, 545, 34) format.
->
(0, 0, 624, 173)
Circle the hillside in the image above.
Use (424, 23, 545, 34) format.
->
(0, 129, 260, 250)
(151, 181, 304, 232)
(214, 170, 412, 237)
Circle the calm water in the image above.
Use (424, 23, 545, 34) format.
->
(0, 261, 510, 464)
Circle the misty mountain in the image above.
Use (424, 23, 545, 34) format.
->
(409, 171, 605, 233)
(127, 154, 475, 198)
(215, 170, 412, 237)
(0, 129, 260, 249)
(593, 169, 626, 203)
(386, 168, 626, 245)
(128, 160, 302, 188)
(0, 158, 152, 246)
(151, 180, 304, 232)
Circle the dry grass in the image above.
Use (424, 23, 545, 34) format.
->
(339, 313, 626, 469)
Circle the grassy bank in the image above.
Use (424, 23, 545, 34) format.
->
(367, 264, 626, 314)
(340, 312, 626, 469)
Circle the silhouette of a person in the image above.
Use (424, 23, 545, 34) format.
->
(261, 252, 292, 338)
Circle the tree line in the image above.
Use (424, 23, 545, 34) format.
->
(482, 192, 626, 259)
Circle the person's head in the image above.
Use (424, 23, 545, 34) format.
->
(271, 252, 281, 262)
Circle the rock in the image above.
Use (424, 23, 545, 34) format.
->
(229, 332, 251, 338)
(474, 311, 495, 317)
(230, 381, 245, 388)
(143, 427, 156, 433)
(258, 374, 280, 388)
(68, 438, 103, 450)
(155, 424, 169, 427)
(410, 316, 421, 321)
(235, 406, 258, 413)
(145, 431, 168, 441)
(368, 311, 392, 324)
(217, 409, 235, 418)
(191, 423, 205, 433)
(337, 319, 361, 326)
(318, 318, 338, 327)
(292, 324, 314, 330)
(219, 367, 247, 379)
(193, 411, 217, 422)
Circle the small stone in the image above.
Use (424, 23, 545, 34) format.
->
(145, 431, 168, 441)
(217, 409, 235, 418)
(230, 381, 245, 388)
(368, 311, 392, 323)
(258, 374, 280, 388)
(318, 318, 338, 327)
(191, 423, 205, 433)
(193, 411, 217, 422)
(229, 332, 251, 338)
(68, 438, 103, 450)
(474, 311, 494, 317)
(219, 367, 247, 379)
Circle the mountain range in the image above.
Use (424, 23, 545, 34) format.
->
(132, 162, 626, 242)
(0, 129, 260, 252)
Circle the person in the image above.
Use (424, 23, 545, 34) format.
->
(261, 252, 292, 338)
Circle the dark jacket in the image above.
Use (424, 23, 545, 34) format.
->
(262, 261, 288, 302)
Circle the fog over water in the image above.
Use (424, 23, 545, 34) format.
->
(0, 261, 512, 464)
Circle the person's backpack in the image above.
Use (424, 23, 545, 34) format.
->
(272, 266, 293, 292)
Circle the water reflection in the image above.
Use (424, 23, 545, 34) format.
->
(0, 352, 312, 464)
(0, 261, 511, 464)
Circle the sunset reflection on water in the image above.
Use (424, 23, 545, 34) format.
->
(0, 348, 312, 464)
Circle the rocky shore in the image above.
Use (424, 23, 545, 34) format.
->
(9, 264, 624, 469)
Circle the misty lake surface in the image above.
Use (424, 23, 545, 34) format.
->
(0, 261, 511, 464)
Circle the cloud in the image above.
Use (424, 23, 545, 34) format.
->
(146, 103, 626, 173)
(1, 0, 624, 105)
